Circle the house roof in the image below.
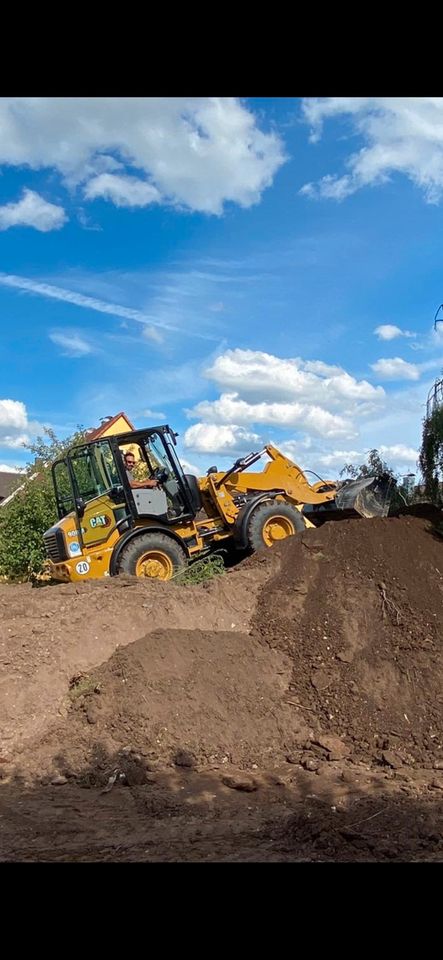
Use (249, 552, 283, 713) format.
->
(84, 411, 136, 442)
(0, 472, 22, 500)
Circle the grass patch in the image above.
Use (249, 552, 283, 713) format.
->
(68, 673, 100, 700)
(173, 554, 225, 586)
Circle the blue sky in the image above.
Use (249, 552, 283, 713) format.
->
(1, 97, 443, 480)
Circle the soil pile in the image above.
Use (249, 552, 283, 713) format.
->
(1, 514, 442, 861)
(251, 515, 443, 769)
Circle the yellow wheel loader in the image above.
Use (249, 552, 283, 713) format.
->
(43, 425, 394, 583)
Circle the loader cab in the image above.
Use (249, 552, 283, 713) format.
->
(116, 428, 195, 522)
(52, 425, 199, 545)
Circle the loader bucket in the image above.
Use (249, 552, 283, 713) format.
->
(334, 476, 394, 519)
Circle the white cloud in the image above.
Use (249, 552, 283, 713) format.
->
(316, 444, 418, 474)
(0, 189, 66, 232)
(374, 324, 416, 341)
(279, 441, 418, 478)
(181, 348, 393, 458)
(190, 393, 355, 438)
(313, 445, 417, 471)
(205, 348, 385, 413)
(0, 463, 21, 473)
(184, 422, 262, 455)
(143, 408, 166, 421)
(379, 443, 418, 463)
(370, 357, 420, 380)
(0, 399, 28, 431)
(0, 399, 31, 448)
(300, 98, 443, 203)
(276, 439, 344, 476)
(316, 449, 363, 470)
(180, 347, 428, 469)
(49, 330, 93, 357)
(142, 326, 164, 345)
(0, 98, 285, 215)
(84, 173, 161, 207)
(180, 457, 201, 477)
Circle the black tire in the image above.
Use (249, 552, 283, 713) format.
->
(247, 501, 305, 552)
(117, 532, 187, 581)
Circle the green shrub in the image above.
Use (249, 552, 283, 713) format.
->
(0, 427, 86, 581)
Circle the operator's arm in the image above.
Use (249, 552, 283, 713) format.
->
(129, 478, 159, 489)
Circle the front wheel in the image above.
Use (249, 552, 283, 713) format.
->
(247, 501, 306, 552)
(117, 532, 187, 581)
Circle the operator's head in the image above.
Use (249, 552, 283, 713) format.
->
(123, 451, 136, 471)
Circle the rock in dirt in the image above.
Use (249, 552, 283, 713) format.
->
(382, 750, 402, 769)
(310, 670, 333, 692)
(222, 773, 258, 792)
(336, 649, 353, 663)
(313, 736, 350, 761)
(286, 753, 301, 765)
(301, 757, 320, 772)
(174, 749, 195, 768)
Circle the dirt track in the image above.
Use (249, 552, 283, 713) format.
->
(0, 515, 442, 861)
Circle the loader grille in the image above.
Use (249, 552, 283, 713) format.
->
(43, 527, 67, 563)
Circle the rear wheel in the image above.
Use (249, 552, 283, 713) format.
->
(118, 532, 187, 581)
(247, 501, 305, 552)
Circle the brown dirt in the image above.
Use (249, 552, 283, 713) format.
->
(0, 515, 442, 861)
(0, 566, 268, 752)
(252, 515, 443, 769)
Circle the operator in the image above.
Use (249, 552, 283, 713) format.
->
(123, 451, 159, 489)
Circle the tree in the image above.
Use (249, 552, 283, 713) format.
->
(419, 405, 443, 503)
(0, 426, 86, 580)
(340, 448, 396, 480)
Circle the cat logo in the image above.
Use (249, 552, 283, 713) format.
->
(90, 514, 111, 529)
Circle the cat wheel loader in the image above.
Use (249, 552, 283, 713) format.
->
(43, 424, 394, 583)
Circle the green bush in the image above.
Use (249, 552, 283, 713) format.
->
(0, 427, 86, 581)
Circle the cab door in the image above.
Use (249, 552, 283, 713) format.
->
(69, 440, 128, 549)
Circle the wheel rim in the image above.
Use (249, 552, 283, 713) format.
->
(262, 515, 296, 547)
(135, 549, 174, 580)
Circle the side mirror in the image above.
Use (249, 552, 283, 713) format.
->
(75, 497, 86, 519)
(207, 465, 218, 475)
(154, 468, 169, 484)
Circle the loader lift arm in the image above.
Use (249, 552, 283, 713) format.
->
(214, 448, 267, 488)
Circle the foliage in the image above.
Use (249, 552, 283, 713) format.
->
(0, 426, 86, 580)
(172, 554, 225, 585)
(419, 405, 443, 502)
(68, 673, 100, 700)
(340, 448, 396, 480)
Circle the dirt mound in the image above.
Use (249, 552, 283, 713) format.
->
(37, 628, 303, 776)
(252, 515, 443, 769)
(1, 513, 442, 861)
(0, 564, 273, 755)
(8, 514, 440, 779)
